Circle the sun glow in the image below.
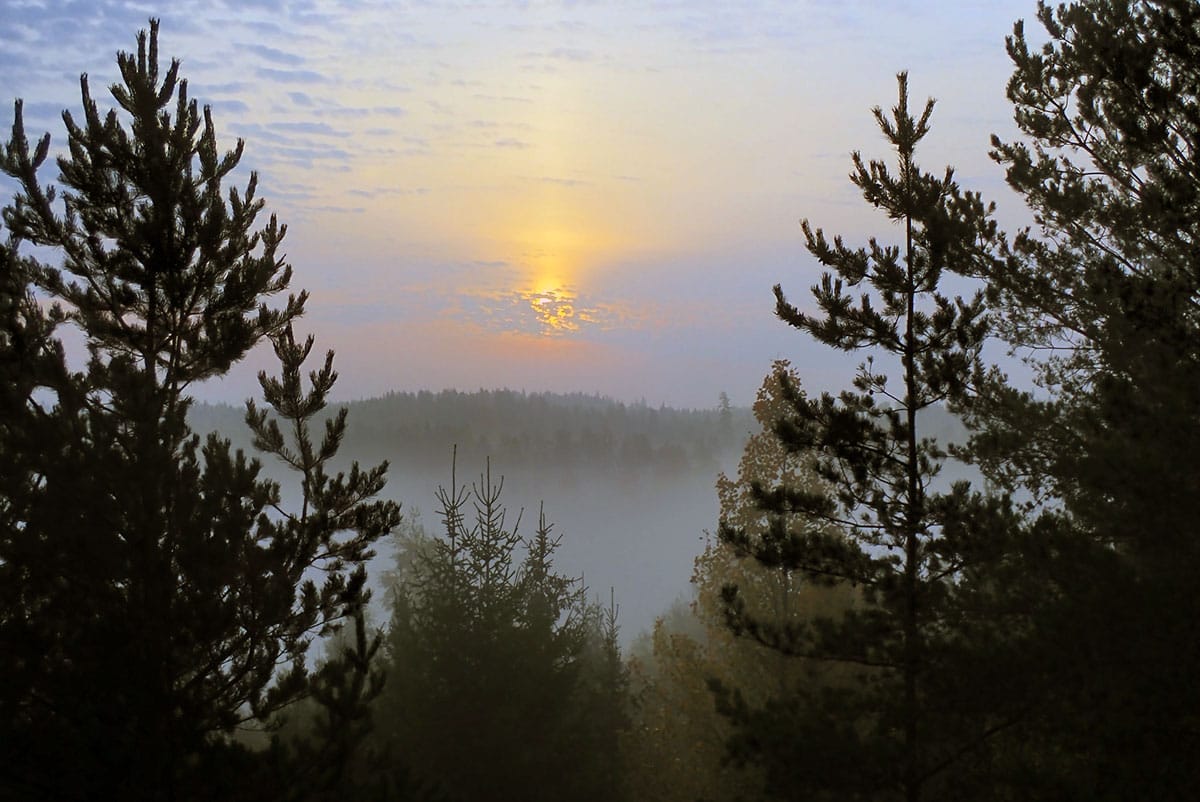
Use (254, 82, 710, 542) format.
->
(492, 223, 609, 336)
(523, 284, 580, 334)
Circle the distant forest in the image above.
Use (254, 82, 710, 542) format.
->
(192, 388, 969, 483)
(191, 388, 755, 479)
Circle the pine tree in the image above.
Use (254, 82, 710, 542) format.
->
(719, 74, 1013, 801)
(957, 1, 1200, 795)
(0, 21, 399, 799)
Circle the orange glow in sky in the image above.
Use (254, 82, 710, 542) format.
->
(0, 0, 1037, 407)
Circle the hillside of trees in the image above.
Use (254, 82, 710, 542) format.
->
(189, 388, 753, 481)
(4, 2, 1199, 800)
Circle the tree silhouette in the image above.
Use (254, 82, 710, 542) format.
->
(958, 1, 1200, 795)
(720, 74, 1013, 802)
(0, 20, 398, 800)
(376, 455, 626, 802)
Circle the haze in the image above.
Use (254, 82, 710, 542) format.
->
(1, 0, 1032, 409)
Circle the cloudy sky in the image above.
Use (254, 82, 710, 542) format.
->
(2, 0, 1039, 408)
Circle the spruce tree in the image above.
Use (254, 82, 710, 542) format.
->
(957, 1, 1200, 795)
(377, 457, 624, 802)
(0, 21, 399, 799)
(719, 74, 1013, 801)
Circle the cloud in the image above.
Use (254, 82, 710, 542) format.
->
(371, 105, 407, 117)
(322, 106, 371, 118)
(240, 18, 286, 38)
(346, 186, 430, 198)
(209, 98, 251, 114)
(548, 46, 596, 62)
(445, 280, 664, 339)
(269, 120, 340, 136)
(256, 67, 330, 84)
(308, 203, 367, 214)
(236, 134, 354, 172)
(266, 143, 353, 161)
(241, 43, 307, 66)
(10, 101, 69, 125)
(0, 0, 1032, 411)
(530, 176, 590, 187)
(198, 81, 252, 94)
(471, 93, 533, 105)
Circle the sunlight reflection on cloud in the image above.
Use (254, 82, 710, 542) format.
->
(524, 287, 581, 334)
(455, 284, 614, 338)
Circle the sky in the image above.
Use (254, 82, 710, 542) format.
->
(1, 0, 1041, 409)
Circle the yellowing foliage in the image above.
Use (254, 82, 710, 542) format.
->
(621, 362, 858, 802)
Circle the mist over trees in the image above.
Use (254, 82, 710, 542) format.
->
(2, 1, 1199, 800)
(190, 387, 750, 482)
(189, 389, 754, 643)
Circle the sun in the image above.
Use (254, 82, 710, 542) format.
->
(479, 219, 620, 336)
(533, 269, 566, 298)
(525, 283, 578, 334)
(518, 241, 582, 335)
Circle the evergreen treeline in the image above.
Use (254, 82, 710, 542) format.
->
(190, 388, 752, 480)
(3, 3, 1199, 800)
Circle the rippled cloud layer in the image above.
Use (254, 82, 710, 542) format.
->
(0, 0, 1033, 406)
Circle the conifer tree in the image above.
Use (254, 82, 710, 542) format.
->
(719, 74, 1012, 801)
(377, 457, 625, 802)
(0, 21, 399, 799)
(957, 1, 1200, 795)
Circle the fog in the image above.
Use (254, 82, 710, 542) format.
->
(190, 389, 752, 643)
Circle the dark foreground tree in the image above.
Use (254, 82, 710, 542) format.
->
(0, 21, 399, 800)
(376, 456, 627, 802)
(958, 1, 1200, 796)
(719, 74, 1017, 801)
